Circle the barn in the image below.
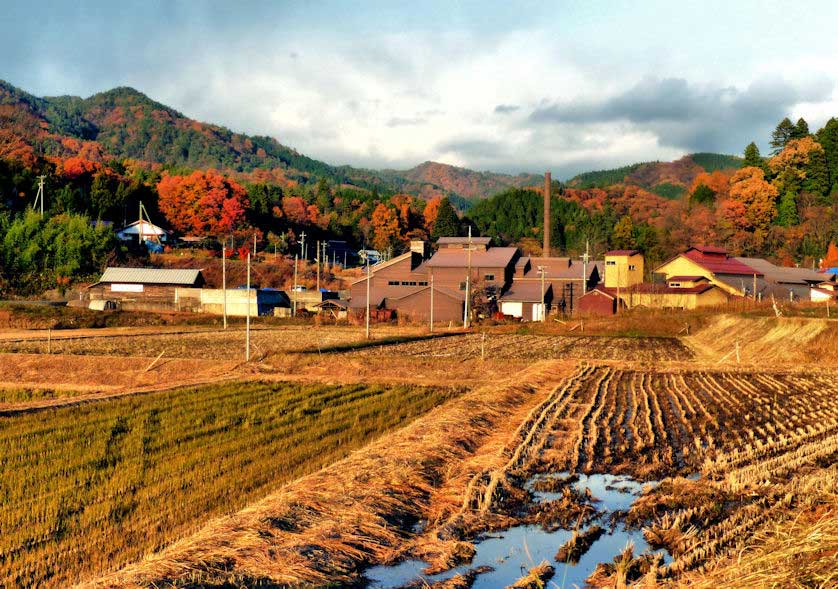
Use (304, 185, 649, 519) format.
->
(88, 267, 205, 312)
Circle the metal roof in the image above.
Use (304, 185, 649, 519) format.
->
(734, 257, 825, 284)
(437, 236, 492, 245)
(426, 247, 518, 268)
(499, 281, 552, 302)
(605, 249, 641, 256)
(97, 267, 203, 285)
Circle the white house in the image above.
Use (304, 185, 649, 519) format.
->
(116, 220, 168, 242)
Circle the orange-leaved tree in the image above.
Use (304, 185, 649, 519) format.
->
(371, 203, 400, 253)
(725, 166, 778, 233)
(157, 169, 248, 237)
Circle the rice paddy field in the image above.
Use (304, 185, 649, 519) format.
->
(0, 315, 835, 589)
(0, 380, 462, 588)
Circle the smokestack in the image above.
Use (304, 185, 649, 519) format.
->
(543, 171, 551, 257)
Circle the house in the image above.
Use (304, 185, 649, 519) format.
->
(384, 285, 465, 324)
(116, 220, 168, 243)
(579, 279, 728, 315)
(655, 246, 761, 296)
(349, 241, 430, 310)
(604, 250, 644, 289)
(734, 257, 828, 301)
(811, 281, 838, 302)
(499, 282, 553, 321)
(88, 267, 204, 311)
(512, 256, 601, 312)
(578, 285, 618, 315)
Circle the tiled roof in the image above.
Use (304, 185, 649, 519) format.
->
(426, 247, 518, 268)
(97, 267, 203, 285)
(667, 275, 706, 281)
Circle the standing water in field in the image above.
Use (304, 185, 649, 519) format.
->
(365, 473, 668, 589)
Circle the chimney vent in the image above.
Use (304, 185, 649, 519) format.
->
(543, 171, 552, 257)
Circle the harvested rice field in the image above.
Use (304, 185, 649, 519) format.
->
(347, 333, 694, 362)
(0, 315, 835, 589)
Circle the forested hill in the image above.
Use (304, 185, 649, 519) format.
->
(0, 80, 536, 205)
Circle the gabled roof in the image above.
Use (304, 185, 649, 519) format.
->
(689, 245, 728, 255)
(581, 284, 616, 300)
(734, 257, 825, 284)
(437, 236, 492, 246)
(522, 257, 600, 280)
(596, 282, 718, 296)
(680, 249, 761, 276)
(388, 285, 465, 302)
(95, 267, 203, 286)
(314, 299, 350, 309)
(499, 281, 552, 302)
(605, 249, 641, 256)
(426, 247, 518, 268)
(667, 275, 707, 282)
(349, 251, 424, 286)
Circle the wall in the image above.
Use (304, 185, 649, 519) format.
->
(385, 289, 463, 323)
(604, 254, 644, 289)
(578, 291, 616, 315)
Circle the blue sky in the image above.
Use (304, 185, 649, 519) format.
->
(2, 1, 837, 177)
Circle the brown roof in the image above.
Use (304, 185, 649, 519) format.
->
(601, 283, 717, 295)
(605, 249, 641, 256)
(734, 257, 825, 284)
(437, 236, 492, 246)
(389, 285, 465, 301)
(582, 285, 616, 300)
(523, 257, 597, 280)
(499, 281, 551, 302)
(426, 247, 518, 268)
(668, 275, 707, 281)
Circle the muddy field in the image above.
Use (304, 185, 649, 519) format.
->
(347, 333, 695, 362)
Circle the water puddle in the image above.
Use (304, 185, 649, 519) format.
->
(365, 473, 668, 588)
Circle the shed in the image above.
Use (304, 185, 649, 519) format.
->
(499, 282, 553, 321)
(314, 299, 350, 320)
(384, 285, 464, 323)
(88, 267, 205, 312)
(578, 286, 618, 316)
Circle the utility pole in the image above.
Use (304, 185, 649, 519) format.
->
(429, 272, 434, 332)
(222, 244, 228, 329)
(246, 252, 251, 361)
(33, 175, 46, 216)
(300, 231, 307, 260)
(316, 240, 321, 292)
(582, 239, 590, 295)
(365, 255, 371, 339)
(292, 254, 299, 317)
(538, 265, 546, 322)
(253, 234, 257, 257)
(464, 226, 473, 328)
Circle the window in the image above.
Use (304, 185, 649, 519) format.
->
(459, 281, 466, 290)
(606, 260, 616, 266)
(418, 281, 428, 286)
(628, 264, 636, 271)
(670, 282, 681, 288)
(485, 274, 495, 281)
(388, 281, 399, 286)
(401, 281, 417, 286)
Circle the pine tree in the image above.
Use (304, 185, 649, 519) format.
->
(431, 197, 461, 239)
(793, 117, 810, 139)
(776, 190, 799, 226)
(742, 142, 768, 173)
(770, 117, 796, 155)
(803, 145, 830, 197)
(815, 117, 838, 191)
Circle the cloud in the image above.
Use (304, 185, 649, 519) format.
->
(528, 76, 835, 154)
(494, 104, 520, 114)
(386, 116, 427, 127)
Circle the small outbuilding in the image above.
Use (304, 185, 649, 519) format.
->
(89, 267, 204, 311)
(498, 282, 553, 321)
(578, 286, 619, 316)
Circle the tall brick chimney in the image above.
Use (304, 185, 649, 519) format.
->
(543, 171, 552, 257)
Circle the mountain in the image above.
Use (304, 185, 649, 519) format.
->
(567, 153, 742, 199)
(0, 80, 543, 206)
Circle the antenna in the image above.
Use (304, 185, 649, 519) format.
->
(32, 175, 46, 216)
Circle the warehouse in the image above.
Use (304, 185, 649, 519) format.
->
(88, 267, 205, 312)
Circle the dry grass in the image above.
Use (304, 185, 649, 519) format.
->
(81, 362, 569, 588)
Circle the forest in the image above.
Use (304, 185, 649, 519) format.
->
(1, 78, 837, 294)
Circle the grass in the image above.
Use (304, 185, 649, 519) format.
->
(0, 388, 76, 404)
(0, 380, 462, 588)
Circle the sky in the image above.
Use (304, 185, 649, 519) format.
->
(2, 0, 838, 179)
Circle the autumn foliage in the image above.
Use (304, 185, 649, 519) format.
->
(725, 167, 778, 233)
(157, 169, 249, 237)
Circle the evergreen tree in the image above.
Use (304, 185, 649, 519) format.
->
(803, 145, 830, 197)
(690, 183, 716, 205)
(815, 117, 838, 192)
(770, 117, 796, 155)
(742, 142, 767, 172)
(793, 117, 810, 139)
(776, 190, 799, 226)
(431, 197, 461, 239)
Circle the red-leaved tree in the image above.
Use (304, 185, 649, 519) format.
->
(157, 169, 249, 237)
